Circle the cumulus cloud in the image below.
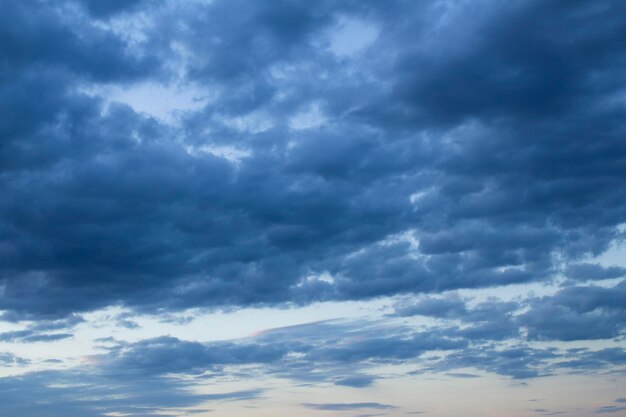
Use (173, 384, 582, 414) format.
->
(519, 281, 626, 341)
(1, 1, 626, 413)
(0, 0, 625, 320)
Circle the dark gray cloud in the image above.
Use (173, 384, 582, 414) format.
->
(0, 315, 83, 343)
(393, 279, 626, 343)
(97, 335, 290, 378)
(565, 263, 626, 282)
(85, 318, 626, 386)
(0, 1, 157, 84)
(393, 295, 521, 342)
(0, 369, 261, 417)
(393, 295, 469, 319)
(0, 331, 72, 343)
(78, 0, 149, 18)
(0, 0, 624, 345)
(519, 281, 626, 341)
(2, 1, 625, 414)
(87, 320, 467, 387)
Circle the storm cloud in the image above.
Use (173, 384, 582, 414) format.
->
(1, 1, 625, 415)
(1, 0, 625, 319)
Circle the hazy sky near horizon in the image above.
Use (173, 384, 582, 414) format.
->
(1, 0, 626, 416)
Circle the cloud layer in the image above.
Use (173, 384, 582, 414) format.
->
(1, 1, 625, 415)
(1, 0, 625, 319)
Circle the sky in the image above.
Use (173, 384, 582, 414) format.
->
(1, 0, 626, 416)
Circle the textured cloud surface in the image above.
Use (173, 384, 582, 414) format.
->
(1, 0, 625, 416)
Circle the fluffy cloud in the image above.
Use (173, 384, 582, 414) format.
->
(1, 0, 625, 321)
(2, 1, 625, 415)
(519, 281, 626, 341)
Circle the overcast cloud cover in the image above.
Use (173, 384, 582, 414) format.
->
(1, 0, 626, 416)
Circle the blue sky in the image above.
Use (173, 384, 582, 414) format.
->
(1, 0, 626, 416)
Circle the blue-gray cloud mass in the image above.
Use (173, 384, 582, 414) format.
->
(1, 0, 625, 415)
(1, 0, 625, 319)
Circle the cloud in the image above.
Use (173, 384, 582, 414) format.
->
(0, 369, 262, 417)
(2, 1, 625, 414)
(0, 0, 624, 347)
(565, 263, 626, 282)
(86, 320, 467, 386)
(355, 414, 388, 417)
(0, 315, 623, 416)
(595, 406, 626, 414)
(424, 345, 559, 380)
(82, 317, 626, 386)
(0, 331, 73, 343)
(0, 315, 83, 343)
(393, 295, 468, 319)
(97, 335, 290, 378)
(554, 347, 626, 371)
(446, 372, 480, 379)
(530, 408, 567, 416)
(303, 402, 397, 411)
(334, 374, 376, 388)
(0, 352, 30, 367)
(78, 0, 148, 18)
(519, 280, 626, 341)
(392, 280, 626, 343)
